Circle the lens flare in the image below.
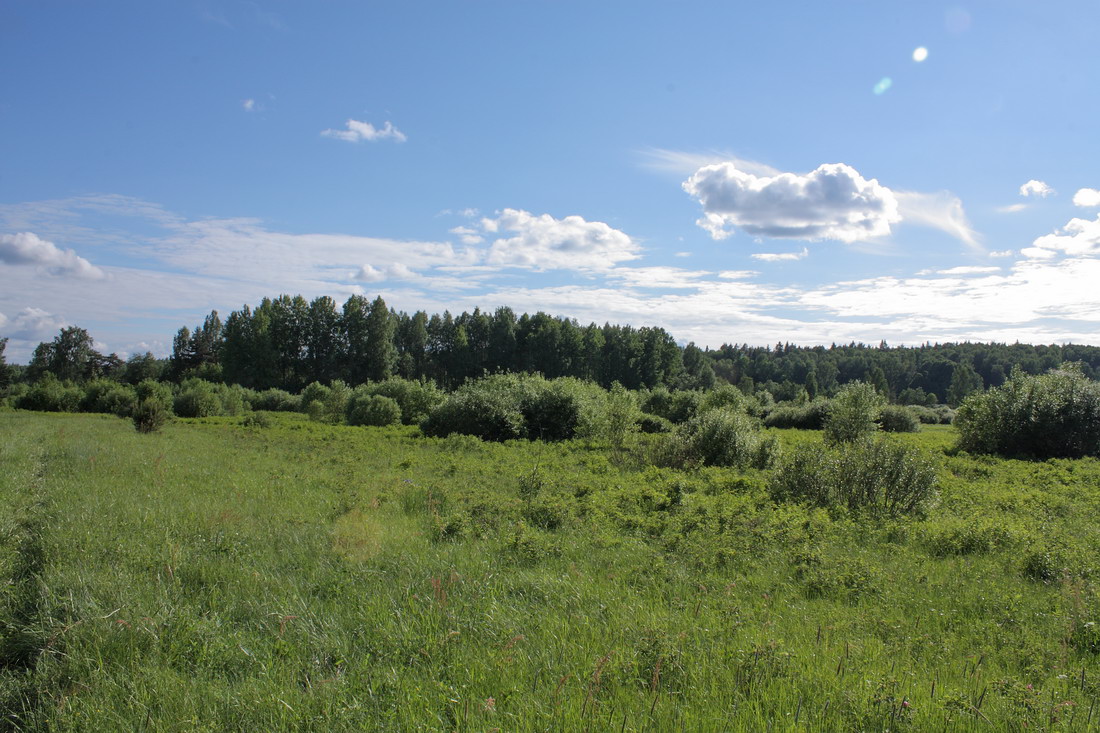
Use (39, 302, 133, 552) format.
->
(913, 46, 929, 62)
(873, 77, 893, 95)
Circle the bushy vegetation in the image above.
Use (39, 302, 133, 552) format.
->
(878, 404, 920, 433)
(763, 398, 830, 430)
(661, 407, 779, 469)
(769, 436, 938, 518)
(956, 364, 1100, 458)
(823, 381, 886, 444)
(346, 393, 402, 427)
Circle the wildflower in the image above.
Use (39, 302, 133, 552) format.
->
(484, 697, 496, 712)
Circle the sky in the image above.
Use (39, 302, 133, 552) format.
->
(2, 1, 1099, 362)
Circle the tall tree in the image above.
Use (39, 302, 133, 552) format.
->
(364, 296, 397, 383)
(0, 337, 10, 388)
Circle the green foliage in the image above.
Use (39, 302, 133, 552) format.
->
(15, 374, 83, 412)
(315, 379, 352, 424)
(132, 398, 169, 433)
(173, 379, 223, 418)
(878, 404, 920, 433)
(663, 407, 779, 469)
(580, 382, 640, 449)
(361, 378, 443, 425)
(346, 394, 402, 427)
(135, 379, 174, 412)
(770, 437, 938, 517)
(955, 364, 1100, 458)
(637, 413, 673, 434)
(248, 387, 300, 412)
(763, 399, 830, 430)
(823, 381, 886, 444)
(298, 381, 332, 413)
(79, 378, 138, 416)
(908, 404, 955, 424)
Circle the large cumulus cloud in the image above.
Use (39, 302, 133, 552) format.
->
(482, 209, 640, 271)
(0, 231, 105, 279)
(683, 162, 901, 242)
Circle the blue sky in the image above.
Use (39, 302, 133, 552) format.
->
(2, 1, 1099, 362)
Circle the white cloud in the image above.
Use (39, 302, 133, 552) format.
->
(683, 162, 901, 243)
(1019, 179, 1054, 198)
(751, 247, 809, 262)
(894, 191, 980, 249)
(449, 225, 484, 245)
(481, 209, 640, 271)
(355, 263, 418, 282)
(606, 266, 711, 289)
(0, 232, 105, 279)
(1073, 188, 1100, 208)
(997, 203, 1028, 214)
(322, 119, 407, 143)
(639, 147, 780, 177)
(0, 306, 68, 341)
(917, 266, 1001, 276)
(243, 98, 256, 112)
(989, 249, 1015, 258)
(1027, 213, 1100, 258)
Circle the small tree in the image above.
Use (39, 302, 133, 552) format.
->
(133, 398, 169, 433)
(823, 381, 885, 444)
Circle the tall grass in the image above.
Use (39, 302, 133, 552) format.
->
(1, 413, 1098, 730)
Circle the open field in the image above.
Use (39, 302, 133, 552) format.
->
(2, 411, 1099, 731)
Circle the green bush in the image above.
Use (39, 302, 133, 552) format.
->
(174, 379, 223, 418)
(249, 388, 300, 412)
(674, 407, 779, 469)
(763, 399, 830, 430)
(16, 375, 83, 412)
(823, 381, 885, 444)
(132, 398, 169, 433)
(315, 380, 352, 424)
(299, 381, 332, 413)
(878, 405, 920, 433)
(955, 364, 1100, 459)
(362, 378, 444, 425)
(908, 405, 955, 424)
(769, 437, 938, 518)
(421, 375, 527, 441)
(641, 387, 700, 424)
(80, 378, 138, 416)
(135, 379, 174, 410)
(637, 414, 673, 434)
(347, 394, 402, 426)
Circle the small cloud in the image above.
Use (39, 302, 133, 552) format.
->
(912, 46, 929, 62)
(674, 251, 691, 258)
(917, 265, 1001, 276)
(997, 203, 1028, 214)
(322, 119, 407, 144)
(243, 98, 256, 112)
(449, 226, 483, 245)
(1019, 179, 1054, 198)
(0, 232, 106, 279)
(1073, 188, 1100, 208)
(988, 249, 1015, 258)
(751, 247, 809, 262)
(481, 209, 640, 271)
(717, 270, 757, 280)
(354, 263, 418, 282)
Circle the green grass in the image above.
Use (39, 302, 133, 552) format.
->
(1, 411, 1099, 730)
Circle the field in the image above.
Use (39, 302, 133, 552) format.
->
(2, 410, 1099, 731)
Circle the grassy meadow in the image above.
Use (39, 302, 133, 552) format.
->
(2, 410, 1099, 731)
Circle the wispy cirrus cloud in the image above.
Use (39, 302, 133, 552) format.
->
(322, 119, 407, 143)
(751, 247, 809, 262)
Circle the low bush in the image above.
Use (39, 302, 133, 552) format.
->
(657, 408, 779, 470)
(955, 363, 1100, 458)
(80, 378, 138, 416)
(878, 405, 920, 433)
(763, 399, 830, 430)
(361, 378, 443, 425)
(17, 375, 83, 412)
(132, 398, 169, 433)
(347, 394, 402, 427)
(769, 437, 938, 518)
(249, 388, 300, 412)
(174, 379, 223, 418)
(823, 382, 885, 445)
(908, 405, 955, 424)
(637, 413, 673, 434)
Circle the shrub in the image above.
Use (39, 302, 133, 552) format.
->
(174, 379, 222, 418)
(363, 378, 444, 425)
(637, 414, 673, 434)
(421, 375, 527, 441)
(955, 364, 1100, 459)
(80, 378, 138, 416)
(520, 377, 599, 441)
(763, 399, 830, 430)
(132, 398, 169, 433)
(299, 381, 332, 413)
(135, 379, 174, 410)
(769, 437, 938, 518)
(580, 382, 640, 448)
(908, 405, 955, 425)
(640, 387, 700, 424)
(347, 394, 402, 426)
(315, 380, 352, 424)
(699, 384, 747, 414)
(878, 405, 920, 433)
(677, 408, 779, 469)
(16, 375, 83, 412)
(241, 411, 273, 429)
(249, 388, 300, 412)
(823, 381, 885, 444)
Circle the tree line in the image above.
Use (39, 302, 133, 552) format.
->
(4, 293, 1100, 405)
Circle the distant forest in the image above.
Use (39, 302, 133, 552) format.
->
(7, 293, 1100, 406)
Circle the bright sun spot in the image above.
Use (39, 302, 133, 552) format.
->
(912, 46, 929, 62)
